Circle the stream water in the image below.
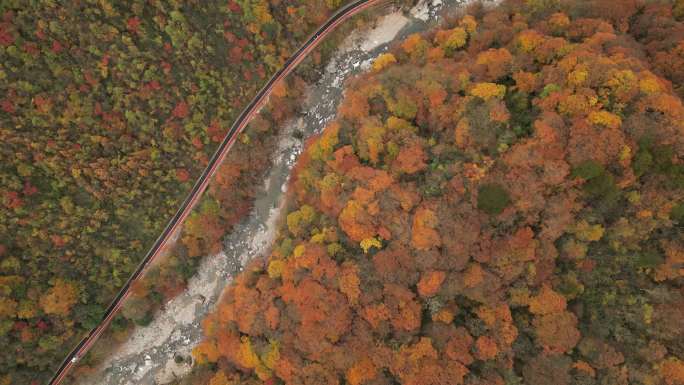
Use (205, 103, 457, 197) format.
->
(75, 1, 474, 383)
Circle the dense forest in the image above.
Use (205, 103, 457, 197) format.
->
(0, 0, 369, 383)
(186, 0, 684, 384)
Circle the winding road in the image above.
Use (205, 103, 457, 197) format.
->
(46, 1, 390, 383)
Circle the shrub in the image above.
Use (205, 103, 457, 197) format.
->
(477, 184, 512, 215)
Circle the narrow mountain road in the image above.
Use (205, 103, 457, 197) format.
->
(47, 1, 389, 384)
(57, 0, 472, 384)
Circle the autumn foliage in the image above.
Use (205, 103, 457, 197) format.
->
(125, 0, 684, 384)
(0, 0, 367, 383)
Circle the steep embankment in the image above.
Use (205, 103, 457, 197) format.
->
(73, 1, 456, 384)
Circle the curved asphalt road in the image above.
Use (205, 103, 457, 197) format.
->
(47, 1, 389, 383)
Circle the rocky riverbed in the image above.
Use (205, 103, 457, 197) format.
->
(74, 1, 472, 383)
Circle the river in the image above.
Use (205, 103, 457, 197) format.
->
(75, 1, 475, 383)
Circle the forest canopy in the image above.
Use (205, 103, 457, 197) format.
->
(0, 0, 360, 383)
(187, 0, 684, 384)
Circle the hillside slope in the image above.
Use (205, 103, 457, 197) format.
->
(189, 1, 684, 384)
